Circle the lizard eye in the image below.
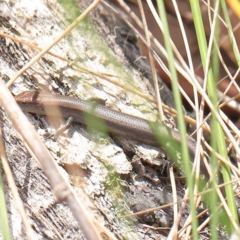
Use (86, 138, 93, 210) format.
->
(18, 102, 28, 107)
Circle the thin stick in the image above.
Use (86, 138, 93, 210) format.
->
(0, 80, 102, 240)
(0, 127, 35, 239)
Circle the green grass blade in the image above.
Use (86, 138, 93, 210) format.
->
(189, 0, 238, 234)
(0, 171, 11, 240)
(155, 0, 199, 238)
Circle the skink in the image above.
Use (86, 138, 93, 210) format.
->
(15, 91, 198, 172)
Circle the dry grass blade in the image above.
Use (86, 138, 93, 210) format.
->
(136, 0, 165, 121)
(167, 168, 178, 240)
(0, 127, 32, 238)
(6, 0, 101, 88)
